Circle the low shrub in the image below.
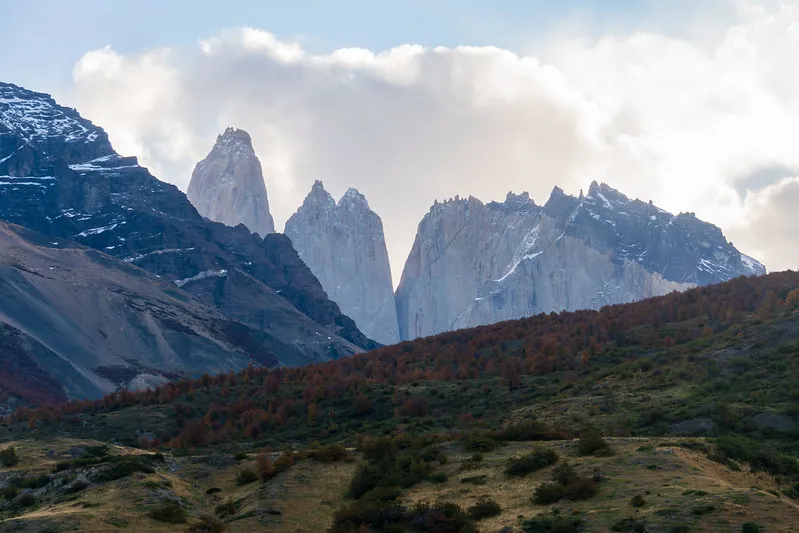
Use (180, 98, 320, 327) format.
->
(460, 475, 488, 485)
(533, 482, 564, 505)
(310, 444, 348, 463)
(741, 523, 761, 533)
(17, 474, 50, 489)
(16, 493, 37, 509)
(461, 433, 498, 453)
(631, 494, 646, 508)
(235, 468, 257, 486)
(0, 446, 19, 467)
(329, 498, 407, 533)
(577, 428, 613, 456)
(94, 455, 156, 482)
(490, 421, 570, 442)
(186, 514, 227, 533)
(611, 518, 648, 532)
(713, 436, 797, 476)
(467, 497, 502, 520)
(430, 472, 449, 484)
(552, 462, 580, 486)
(522, 514, 584, 532)
(563, 478, 598, 501)
(505, 448, 559, 477)
(407, 501, 477, 532)
(215, 497, 237, 518)
(347, 464, 381, 499)
(147, 501, 188, 523)
(64, 479, 90, 494)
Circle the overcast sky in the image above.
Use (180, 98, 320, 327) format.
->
(2, 0, 797, 285)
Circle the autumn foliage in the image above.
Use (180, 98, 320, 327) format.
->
(4, 271, 798, 449)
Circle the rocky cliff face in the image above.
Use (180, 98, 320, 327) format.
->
(0, 82, 376, 370)
(187, 127, 275, 237)
(396, 182, 766, 340)
(285, 181, 398, 345)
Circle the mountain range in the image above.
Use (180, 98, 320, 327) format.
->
(0, 80, 766, 405)
(0, 81, 377, 406)
(187, 127, 764, 341)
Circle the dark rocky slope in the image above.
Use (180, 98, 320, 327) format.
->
(0, 82, 376, 367)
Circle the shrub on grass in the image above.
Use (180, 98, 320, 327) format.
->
(186, 514, 227, 533)
(461, 433, 498, 453)
(94, 456, 155, 482)
(235, 467, 257, 485)
(215, 497, 237, 518)
(491, 420, 569, 442)
(346, 464, 382, 499)
(16, 493, 37, 509)
(631, 495, 646, 508)
(577, 428, 613, 456)
(430, 472, 449, 484)
(533, 482, 564, 505)
(505, 448, 559, 477)
(310, 444, 348, 463)
(147, 501, 187, 523)
(741, 523, 761, 533)
(611, 518, 648, 532)
(407, 501, 477, 532)
(563, 478, 598, 501)
(552, 462, 580, 486)
(0, 446, 19, 467)
(522, 514, 584, 532)
(467, 497, 502, 520)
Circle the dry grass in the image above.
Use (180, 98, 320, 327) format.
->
(2, 437, 798, 532)
(404, 438, 799, 532)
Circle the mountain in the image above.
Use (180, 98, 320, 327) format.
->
(284, 181, 399, 345)
(187, 127, 275, 237)
(396, 182, 766, 340)
(0, 81, 376, 369)
(0, 220, 289, 409)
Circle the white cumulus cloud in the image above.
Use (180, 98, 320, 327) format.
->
(66, 2, 799, 284)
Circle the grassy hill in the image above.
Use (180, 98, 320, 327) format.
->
(1, 271, 799, 531)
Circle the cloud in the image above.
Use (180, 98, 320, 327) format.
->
(66, 3, 799, 284)
(727, 177, 799, 271)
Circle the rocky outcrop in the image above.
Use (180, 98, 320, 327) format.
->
(285, 181, 398, 345)
(0, 82, 376, 370)
(396, 182, 766, 340)
(187, 127, 275, 237)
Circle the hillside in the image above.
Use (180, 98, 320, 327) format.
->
(1, 272, 798, 531)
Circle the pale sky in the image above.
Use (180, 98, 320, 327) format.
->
(2, 0, 797, 285)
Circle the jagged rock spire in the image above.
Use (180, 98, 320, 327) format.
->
(187, 127, 275, 237)
(285, 182, 399, 345)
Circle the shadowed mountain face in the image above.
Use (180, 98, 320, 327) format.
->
(0, 82, 377, 376)
(0, 220, 281, 407)
(396, 184, 766, 340)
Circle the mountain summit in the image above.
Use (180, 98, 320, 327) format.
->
(285, 181, 399, 345)
(187, 127, 275, 237)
